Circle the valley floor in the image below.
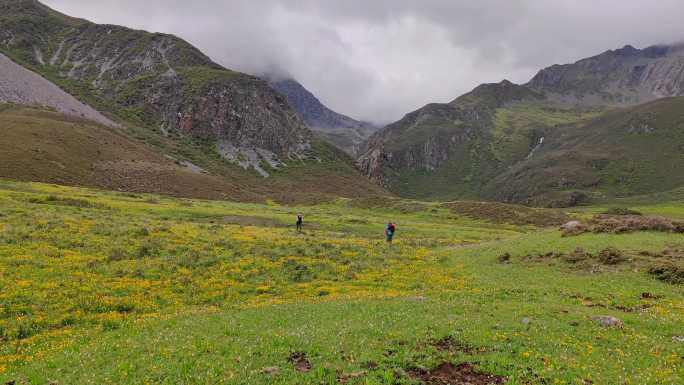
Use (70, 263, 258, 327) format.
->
(0, 180, 682, 384)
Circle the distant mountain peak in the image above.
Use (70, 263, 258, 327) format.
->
(526, 42, 684, 105)
(266, 76, 378, 155)
(267, 77, 366, 129)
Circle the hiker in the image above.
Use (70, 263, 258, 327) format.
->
(385, 222, 396, 246)
(296, 213, 303, 232)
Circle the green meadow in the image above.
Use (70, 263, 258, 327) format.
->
(0, 180, 682, 384)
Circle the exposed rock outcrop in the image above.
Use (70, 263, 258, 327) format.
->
(357, 81, 542, 194)
(526, 44, 684, 106)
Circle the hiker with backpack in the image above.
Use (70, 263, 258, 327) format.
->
(385, 222, 396, 246)
(296, 213, 303, 232)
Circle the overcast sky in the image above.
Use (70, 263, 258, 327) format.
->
(43, 0, 684, 124)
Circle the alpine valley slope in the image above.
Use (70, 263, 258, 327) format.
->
(269, 77, 378, 155)
(0, 0, 384, 202)
(358, 44, 684, 206)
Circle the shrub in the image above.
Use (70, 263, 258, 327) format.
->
(136, 240, 158, 259)
(132, 227, 150, 237)
(603, 207, 642, 216)
(108, 247, 129, 262)
(598, 248, 625, 265)
(113, 302, 135, 313)
(563, 248, 591, 263)
(648, 264, 684, 284)
(497, 253, 511, 264)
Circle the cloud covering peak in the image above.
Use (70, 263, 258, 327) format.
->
(42, 0, 684, 124)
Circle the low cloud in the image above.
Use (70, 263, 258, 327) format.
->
(44, 0, 684, 124)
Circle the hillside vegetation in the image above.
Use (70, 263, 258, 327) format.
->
(486, 97, 684, 206)
(0, 106, 384, 203)
(358, 44, 684, 206)
(1, 180, 682, 384)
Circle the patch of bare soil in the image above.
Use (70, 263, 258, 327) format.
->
(288, 351, 312, 373)
(430, 336, 478, 354)
(410, 362, 506, 385)
(562, 215, 684, 236)
(444, 201, 569, 227)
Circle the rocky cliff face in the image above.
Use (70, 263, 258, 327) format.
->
(0, 0, 311, 174)
(357, 80, 543, 197)
(526, 44, 684, 106)
(268, 77, 377, 155)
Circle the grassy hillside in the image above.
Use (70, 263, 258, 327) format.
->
(0, 106, 385, 203)
(361, 91, 684, 206)
(1, 180, 682, 384)
(359, 82, 603, 202)
(485, 97, 684, 206)
(359, 43, 684, 206)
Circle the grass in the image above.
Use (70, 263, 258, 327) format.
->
(484, 97, 684, 206)
(491, 103, 604, 165)
(0, 179, 682, 384)
(178, 66, 240, 96)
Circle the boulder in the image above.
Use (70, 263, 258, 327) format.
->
(590, 315, 623, 328)
(560, 221, 586, 236)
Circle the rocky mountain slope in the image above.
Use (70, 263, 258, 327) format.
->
(0, 105, 260, 200)
(269, 77, 377, 155)
(527, 44, 684, 106)
(0, 0, 310, 175)
(358, 44, 684, 205)
(0, 52, 115, 126)
(0, 0, 384, 202)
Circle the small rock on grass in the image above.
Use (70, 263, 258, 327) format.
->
(521, 317, 531, 329)
(560, 220, 586, 236)
(590, 315, 623, 328)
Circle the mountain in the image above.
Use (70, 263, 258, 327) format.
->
(358, 44, 684, 205)
(0, 0, 384, 202)
(268, 78, 378, 155)
(0, 0, 311, 173)
(483, 96, 684, 206)
(527, 44, 684, 106)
